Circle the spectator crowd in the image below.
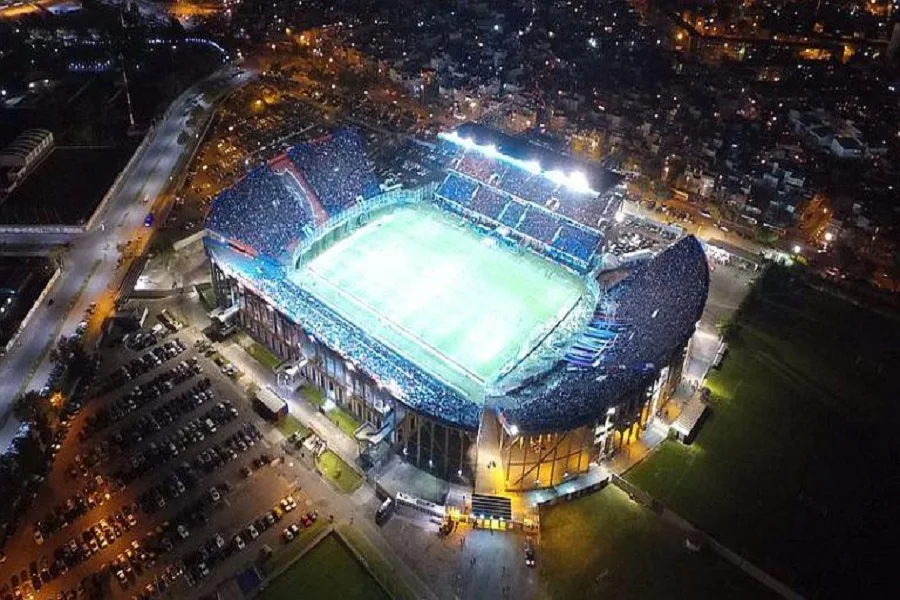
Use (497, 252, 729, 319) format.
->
(497, 236, 709, 432)
(206, 128, 380, 262)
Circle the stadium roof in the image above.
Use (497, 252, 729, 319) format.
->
(495, 235, 709, 432)
(445, 123, 622, 194)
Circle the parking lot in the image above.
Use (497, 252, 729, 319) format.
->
(0, 308, 322, 600)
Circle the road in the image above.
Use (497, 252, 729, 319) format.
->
(0, 66, 254, 450)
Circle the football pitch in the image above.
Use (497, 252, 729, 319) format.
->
(294, 204, 584, 398)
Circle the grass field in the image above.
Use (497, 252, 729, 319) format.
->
(294, 204, 583, 396)
(260, 533, 389, 600)
(327, 405, 361, 438)
(258, 519, 328, 577)
(626, 266, 900, 597)
(338, 526, 417, 600)
(244, 341, 282, 371)
(275, 414, 310, 439)
(539, 485, 768, 599)
(317, 450, 362, 493)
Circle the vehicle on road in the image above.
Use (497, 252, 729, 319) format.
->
(524, 537, 536, 567)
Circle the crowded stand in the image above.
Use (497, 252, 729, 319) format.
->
(204, 238, 481, 429)
(497, 236, 709, 431)
(436, 172, 602, 269)
(445, 141, 622, 234)
(552, 223, 602, 263)
(207, 128, 380, 262)
(518, 207, 562, 245)
(498, 168, 555, 205)
(205, 165, 314, 260)
(499, 199, 527, 229)
(471, 186, 509, 220)
(286, 128, 381, 216)
(456, 153, 502, 182)
(436, 173, 478, 205)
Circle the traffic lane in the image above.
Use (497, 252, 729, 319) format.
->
(7, 80, 215, 399)
(5, 73, 219, 393)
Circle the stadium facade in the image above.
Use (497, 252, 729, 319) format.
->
(204, 126, 709, 491)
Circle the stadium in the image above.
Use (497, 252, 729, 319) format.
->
(203, 124, 709, 493)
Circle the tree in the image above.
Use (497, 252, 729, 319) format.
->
(48, 244, 68, 270)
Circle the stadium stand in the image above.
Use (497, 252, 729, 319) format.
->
(205, 238, 481, 429)
(206, 128, 379, 262)
(553, 223, 602, 262)
(497, 236, 709, 431)
(498, 199, 527, 229)
(205, 166, 314, 259)
(518, 207, 561, 245)
(286, 128, 380, 215)
(471, 186, 509, 221)
(436, 172, 478, 205)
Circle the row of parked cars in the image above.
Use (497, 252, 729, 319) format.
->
(113, 397, 239, 489)
(11, 503, 141, 597)
(95, 374, 214, 470)
(86, 341, 191, 437)
(34, 474, 114, 545)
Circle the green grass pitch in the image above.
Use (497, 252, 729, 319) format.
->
(293, 204, 585, 399)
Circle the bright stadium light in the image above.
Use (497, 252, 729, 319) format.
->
(546, 169, 568, 185)
(524, 160, 541, 174)
(792, 244, 802, 254)
(824, 232, 834, 242)
(510, 425, 519, 436)
(568, 171, 590, 192)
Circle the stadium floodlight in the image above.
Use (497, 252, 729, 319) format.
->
(509, 425, 519, 436)
(568, 171, 591, 192)
(546, 169, 568, 185)
(524, 160, 541, 174)
(824, 232, 834, 242)
(792, 244, 802, 254)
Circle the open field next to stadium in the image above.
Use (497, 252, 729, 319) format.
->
(294, 204, 584, 397)
(539, 485, 769, 600)
(260, 533, 389, 600)
(626, 266, 900, 597)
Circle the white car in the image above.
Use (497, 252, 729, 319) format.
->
(208, 487, 221, 503)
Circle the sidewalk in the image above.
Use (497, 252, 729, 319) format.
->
(216, 342, 361, 472)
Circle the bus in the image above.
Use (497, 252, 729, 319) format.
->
(395, 492, 446, 520)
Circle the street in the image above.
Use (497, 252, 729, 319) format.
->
(0, 66, 254, 449)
